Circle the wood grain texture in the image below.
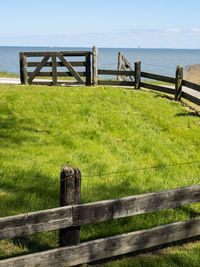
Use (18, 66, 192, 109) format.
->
(92, 46, 98, 86)
(73, 184, 200, 226)
(141, 72, 175, 84)
(59, 166, 81, 247)
(175, 65, 183, 101)
(141, 82, 175, 95)
(117, 52, 122, 80)
(2, 217, 200, 267)
(0, 206, 72, 240)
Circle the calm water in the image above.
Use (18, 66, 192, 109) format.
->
(0, 46, 200, 77)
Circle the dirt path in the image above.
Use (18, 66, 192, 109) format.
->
(0, 78, 199, 100)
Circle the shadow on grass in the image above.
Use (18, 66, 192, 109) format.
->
(175, 111, 200, 118)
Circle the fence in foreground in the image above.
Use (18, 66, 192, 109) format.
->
(1, 165, 200, 266)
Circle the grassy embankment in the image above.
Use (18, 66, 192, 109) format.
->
(0, 83, 200, 266)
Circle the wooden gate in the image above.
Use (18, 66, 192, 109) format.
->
(19, 51, 91, 86)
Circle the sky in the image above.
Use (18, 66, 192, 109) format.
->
(0, 0, 200, 48)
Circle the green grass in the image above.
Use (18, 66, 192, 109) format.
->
(0, 72, 19, 78)
(0, 84, 200, 265)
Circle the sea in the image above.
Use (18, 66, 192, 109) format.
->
(0, 46, 200, 77)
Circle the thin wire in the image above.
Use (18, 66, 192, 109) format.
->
(1, 160, 200, 192)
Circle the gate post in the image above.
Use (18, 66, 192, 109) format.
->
(59, 165, 81, 247)
(134, 61, 141, 90)
(19, 52, 28, 85)
(85, 53, 91, 86)
(175, 65, 183, 101)
(92, 46, 98, 86)
(117, 52, 122, 80)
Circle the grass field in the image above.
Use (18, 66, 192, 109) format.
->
(0, 83, 200, 266)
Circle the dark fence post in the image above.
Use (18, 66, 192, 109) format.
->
(117, 52, 122, 80)
(85, 53, 91, 86)
(59, 165, 81, 247)
(175, 65, 183, 101)
(134, 61, 141, 89)
(92, 46, 98, 86)
(19, 52, 28, 85)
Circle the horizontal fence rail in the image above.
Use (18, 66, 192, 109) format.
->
(2, 217, 200, 267)
(141, 82, 175, 95)
(1, 164, 200, 266)
(1, 184, 200, 240)
(141, 71, 176, 84)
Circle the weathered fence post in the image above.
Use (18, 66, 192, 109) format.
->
(19, 52, 28, 85)
(52, 55, 57, 85)
(117, 52, 122, 80)
(134, 61, 141, 89)
(175, 65, 183, 101)
(85, 53, 91, 86)
(59, 165, 81, 247)
(92, 46, 98, 86)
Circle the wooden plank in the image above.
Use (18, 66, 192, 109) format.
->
(182, 80, 200, 93)
(175, 65, 183, 101)
(141, 82, 175, 95)
(73, 184, 200, 226)
(59, 166, 81, 247)
(92, 46, 98, 86)
(141, 71, 175, 84)
(85, 54, 91, 86)
(27, 61, 86, 67)
(121, 65, 129, 81)
(182, 92, 200, 106)
(57, 54, 85, 84)
(121, 55, 133, 71)
(28, 56, 50, 84)
(122, 65, 134, 81)
(98, 80, 135, 86)
(0, 206, 72, 240)
(2, 217, 200, 267)
(27, 72, 86, 77)
(24, 51, 91, 57)
(52, 55, 57, 85)
(98, 69, 135, 76)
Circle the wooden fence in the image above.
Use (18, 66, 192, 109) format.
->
(19, 51, 92, 86)
(1, 165, 200, 266)
(19, 47, 200, 107)
(94, 49, 200, 106)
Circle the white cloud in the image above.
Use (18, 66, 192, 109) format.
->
(167, 28, 181, 32)
(191, 28, 200, 32)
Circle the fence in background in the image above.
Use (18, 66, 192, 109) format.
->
(1, 165, 200, 266)
(19, 46, 200, 107)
